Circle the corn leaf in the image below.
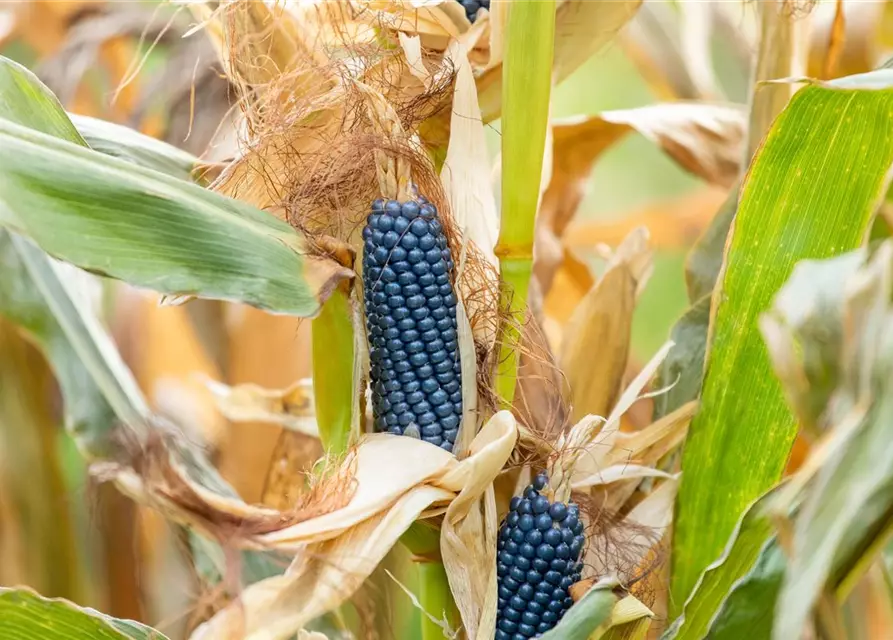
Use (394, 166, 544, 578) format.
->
(69, 113, 200, 182)
(671, 74, 893, 611)
(539, 577, 620, 640)
(651, 295, 709, 421)
(0, 588, 169, 640)
(0, 54, 350, 317)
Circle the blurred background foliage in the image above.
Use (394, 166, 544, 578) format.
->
(0, 0, 891, 637)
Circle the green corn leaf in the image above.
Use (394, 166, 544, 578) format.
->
(69, 113, 200, 182)
(0, 588, 169, 640)
(539, 577, 620, 640)
(671, 74, 893, 612)
(0, 54, 350, 317)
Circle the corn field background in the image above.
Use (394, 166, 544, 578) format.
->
(2, 1, 893, 639)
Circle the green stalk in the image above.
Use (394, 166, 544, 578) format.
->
(402, 521, 458, 639)
(311, 285, 354, 454)
(495, 0, 556, 406)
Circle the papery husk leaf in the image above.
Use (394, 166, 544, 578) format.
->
(593, 595, 654, 639)
(185, 412, 518, 640)
(560, 227, 653, 424)
(454, 296, 480, 456)
(536, 103, 744, 295)
(202, 376, 318, 438)
(362, 0, 465, 45)
(441, 40, 499, 270)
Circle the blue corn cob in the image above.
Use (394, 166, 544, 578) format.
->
(362, 197, 462, 452)
(458, 0, 490, 23)
(496, 473, 586, 639)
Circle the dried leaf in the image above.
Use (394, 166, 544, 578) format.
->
(560, 229, 653, 424)
(203, 377, 318, 438)
(173, 412, 519, 640)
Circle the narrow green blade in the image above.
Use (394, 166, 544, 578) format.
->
(671, 76, 893, 611)
(540, 578, 620, 640)
(0, 588, 169, 640)
(0, 54, 349, 317)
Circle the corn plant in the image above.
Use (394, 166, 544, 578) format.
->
(4, 1, 893, 640)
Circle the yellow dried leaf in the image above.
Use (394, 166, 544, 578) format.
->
(202, 377, 318, 438)
(560, 228, 653, 424)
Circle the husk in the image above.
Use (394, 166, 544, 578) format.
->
(202, 377, 318, 438)
(161, 411, 520, 640)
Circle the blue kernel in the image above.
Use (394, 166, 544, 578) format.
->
(525, 530, 543, 545)
(533, 591, 550, 606)
(422, 435, 442, 446)
(431, 306, 448, 320)
(533, 497, 550, 514)
(421, 425, 441, 437)
(401, 201, 420, 218)
(371, 198, 385, 211)
(417, 364, 434, 378)
(407, 248, 425, 263)
(443, 428, 459, 442)
(509, 566, 526, 582)
(536, 545, 555, 561)
(561, 529, 574, 545)
(495, 630, 511, 640)
(555, 543, 570, 559)
(412, 261, 431, 276)
(392, 307, 410, 321)
(524, 487, 537, 500)
(548, 503, 567, 520)
(371, 230, 384, 245)
(388, 426, 402, 435)
(385, 200, 401, 214)
(535, 514, 553, 531)
(429, 389, 448, 405)
(410, 219, 429, 236)
(521, 612, 538, 626)
(430, 219, 443, 234)
(384, 327, 400, 340)
(515, 556, 531, 571)
(385, 412, 399, 426)
(436, 272, 450, 285)
(397, 272, 415, 286)
(499, 585, 513, 600)
(434, 359, 453, 373)
(420, 204, 436, 219)
(426, 248, 442, 264)
(400, 233, 419, 250)
(536, 622, 552, 634)
(536, 581, 552, 594)
(443, 293, 457, 307)
(498, 619, 517, 633)
(518, 623, 536, 637)
(436, 317, 453, 331)
(382, 231, 399, 249)
(402, 330, 420, 343)
(376, 215, 393, 231)
(559, 576, 574, 590)
(440, 440, 453, 451)
(517, 583, 534, 600)
(374, 415, 387, 430)
(368, 214, 381, 229)
(393, 216, 409, 234)
(449, 391, 462, 405)
(431, 262, 447, 276)
(545, 571, 562, 586)
(372, 246, 390, 264)
(381, 267, 397, 282)
(391, 401, 409, 415)
(418, 316, 436, 332)
(435, 372, 455, 386)
(532, 559, 549, 573)
(419, 272, 436, 286)
(572, 520, 584, 536)
(541, 611, 557, 623)
(419, 234, 436, 251)
(547, 600, 564, 613)
(404, 381, 421, 393)
(518, 500, 532, 515)
(428, 295, 444, 310)
(412, 307, 430, 320)
(390, 247, 407, 262)
(409, 353, 427, 367)
(507, 512, 520, 527)
(427, 338, 445, 353)
(385, 339, 401, 351)
(422, 379, 439, 393)
(406, 294, 425, 309)
(393, 260, 412, 274)
(509, 595, 526, 611)
(418, 412, 436, 426)
(443, 416, 462, 434)
(563, 597, 574, 608)
(422, 284, 439, 297)
(506, 541, 519, 556)
(372, 291, 386, 305)
(413, 401, 431, 414)
(406, 391, 424, 405)
(570, 536, 584, 558)
(402, 284, 420, 298)
(550, 559, 567, 572)
(433, 404, 452, 418)
(390, 349, 408, 362)
(398, 412, 413, 427)
(442, 248, 452, 262)
(526, 571, 543, 585)
(518, 515, 535, 532)
(528, 602, 544, 615)
(406, 340, 425, 354)
(444, 380, 461, 394)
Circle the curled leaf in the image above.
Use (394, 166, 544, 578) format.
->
(202, 376, 318, 438)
